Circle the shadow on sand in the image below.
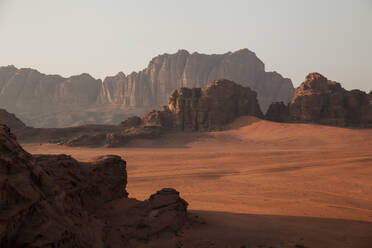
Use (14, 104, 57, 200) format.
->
(182, 210, 372, 248)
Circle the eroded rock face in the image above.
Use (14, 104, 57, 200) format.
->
(99, 49, 293, 113)
(266, 73, 372, 127)
(0, 124, 188, 247)
(289, 73, 372, 127)
(0, 50, 293, 127)
(0, 124, 104, 247)
(140, 80, 263, 131)
(165, 79, 263, 131)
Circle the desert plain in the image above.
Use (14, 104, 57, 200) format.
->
(23, 117, 372, 248)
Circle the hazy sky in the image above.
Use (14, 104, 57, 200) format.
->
(0, 0, 371, 90)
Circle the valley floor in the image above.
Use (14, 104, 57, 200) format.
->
(23, 117, 372, 248)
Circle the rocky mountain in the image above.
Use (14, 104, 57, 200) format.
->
(265, 73, 372, 127)
(0, 124, 188, 247)
(0, 49, 294, 128)
(98, 49, 294, 113)
(0, 65, 124, 128)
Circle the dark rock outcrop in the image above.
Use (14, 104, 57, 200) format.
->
(0, 124, 108, 247)
(120, 116, 143, 128)
(0, 49, 294, 127)
(265, 102, 290, 123)
(265, 73, 372, 127)
(0, 124, 188, 247)
(164, 79, 263, 131)
(142, 107, 174, 129)
(144, 188, 188, 235)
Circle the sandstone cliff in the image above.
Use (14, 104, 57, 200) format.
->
(265, 73, 372, 128)
(99, 49, 294, 113)
(0, 124, 188, 247)
(0, 49, 294, 128)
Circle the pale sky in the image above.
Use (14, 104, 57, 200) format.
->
(0, 0, 371, 91)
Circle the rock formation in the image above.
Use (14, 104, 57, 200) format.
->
(63, 76, 266, 146)
(120, 115, 143, 128)
(265, 73, 372, 128)
(98, 49, 294, 113)
(0, 49, 294, 128)
(0, 124, 188, 247)
(7, 79, 263, 146)
(0, 108, 26, 131)
(139, 79, 263, 132)
(265, 102, 290, 123)
(162, 79, 263, 131)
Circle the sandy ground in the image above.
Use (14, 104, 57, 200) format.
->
(23, 117, 372, 248)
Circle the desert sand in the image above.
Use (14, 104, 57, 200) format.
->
(23, 117, 372, 248)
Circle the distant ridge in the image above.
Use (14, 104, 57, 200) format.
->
(0, 49, 294, 127)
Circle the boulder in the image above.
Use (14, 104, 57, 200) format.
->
(145, 188, 188, 235)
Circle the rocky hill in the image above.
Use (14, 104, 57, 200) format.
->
(265, 73, 372, 127)
(0, 124, 188, 247)
(0, 49, 294, 128)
